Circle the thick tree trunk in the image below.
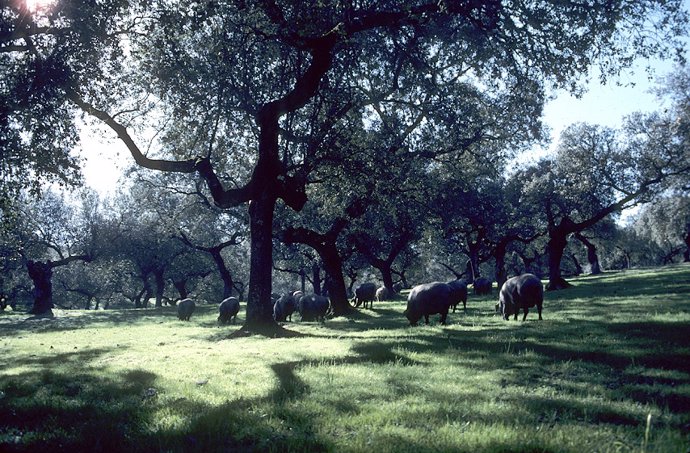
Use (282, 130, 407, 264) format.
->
(320, 246, 350, 317)
(546, 230, 571, 290)
(376, 264, 395, 295)
(244, 191, 281, 333)
(27, 260, 54, 317)
(684, 227, 690, 262)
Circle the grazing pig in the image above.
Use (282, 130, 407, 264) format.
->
(177, 298, 196, 321)
(298, 294, 330, 322)
(218, 297, 240, 324)
(404, 282, 453, 326)
(497, 273, 544, 321)
(447, 279, 468, 312)
(273, 293, 297, 322)
(353, 282, 377, 309)
(376, 286, 390, 302)
(473, 277, 492, 295)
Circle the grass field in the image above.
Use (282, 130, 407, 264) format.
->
(1, 265, 689, 452)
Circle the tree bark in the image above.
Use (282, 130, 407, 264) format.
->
(320, 246, 350, 316)
(356, 229, 413, 296)
(27, 260, 54, 316)
(312, 263, 321, 295)
(574, 232, 602, 274)
(154, 270, 165, 307)
(27, 255, 91, 316)
(569, 253, 583, 276)
(546, 228, 572, 290)
(178, 233, 240, 300)
(173, 279, 189, 300)
(244, 191, 281, 333)
(210, 250, 235, 299)
(494, 242, 508, 290)
(281, 227, 353, 317)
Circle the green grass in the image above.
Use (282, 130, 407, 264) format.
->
(1, 264, 689, 452)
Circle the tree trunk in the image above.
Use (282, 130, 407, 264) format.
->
(138, 274, 153, 308)
(209, 250, 234, 299)
(280, 227, 353, 317)
(493, 240, 509, 290)
(312, 263, 321, 295)
(546, 229, 571, 290)
(684, 226, 690, 262)
(467, 249, 480, 281)
(27, 260, 54, 316)
(518, 252, 538, 274)
(588, 249, 602, 274)
(574, 232, 602, 274)
(397, 272, 410, 290)
(320, 246, 350, 317)
(244, 191, 281, 333)
(569, 253, 583, 276)
(133, 286, 146, 308)
(377, 264, 395, 295)
(154, 270, 165, 307)
(173, 279, 188, 300)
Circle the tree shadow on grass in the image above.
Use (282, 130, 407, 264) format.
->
(2, 323, 685, 452)
(0, 366, 158, 453)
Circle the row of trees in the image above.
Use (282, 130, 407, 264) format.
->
(1, 124, 688, 315)
(1, 0, 689, 333)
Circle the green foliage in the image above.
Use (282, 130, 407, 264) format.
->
(632, 196, 690, 262)
(0, 0, 129, 206)
(1, 265, 689, 452)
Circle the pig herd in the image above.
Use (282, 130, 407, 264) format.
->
(176, 273, 544, 326)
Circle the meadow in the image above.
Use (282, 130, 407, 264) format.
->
(1, 265, 689, 452)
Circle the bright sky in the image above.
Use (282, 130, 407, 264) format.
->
(539, 63, 673, 153)
(79, 125, 129, 195)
